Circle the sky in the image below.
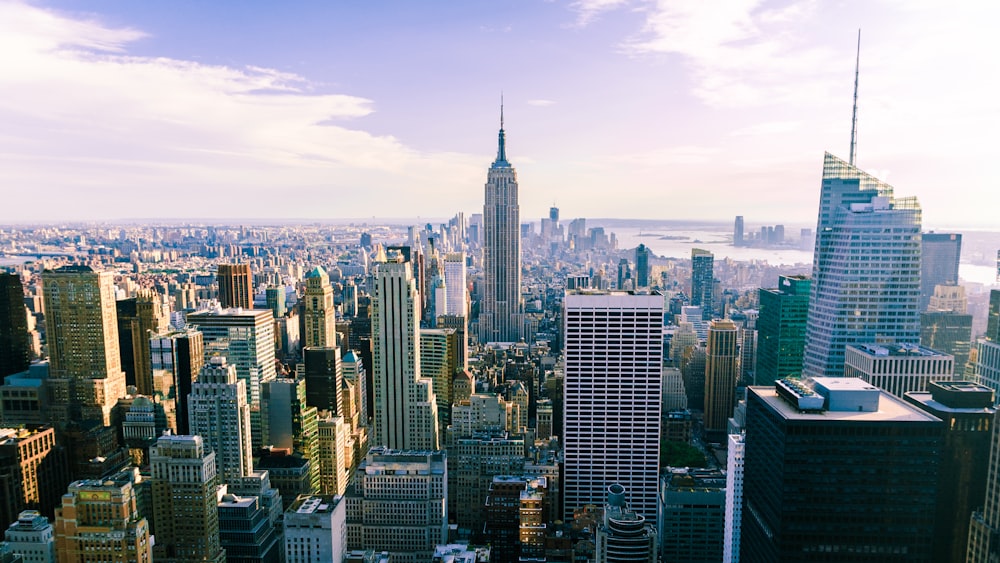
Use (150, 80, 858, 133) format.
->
(0, 0, 997, 228)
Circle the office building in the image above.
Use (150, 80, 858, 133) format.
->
(479, 107, 524, 343)
(217, 263, 252, 310)
(370, 254, 439, 451)
(303, 346, 343, 415)
(483, 476, 548, 563)
(217, 493, 281, 563)
(117, 290, 168, 396)
(973, 292, 1000, 398)
(317, 414, 352, 496)
(187, 357, 253, 484)
(742, 378, 942, 562)
(54, 470, 152, 563)
(284, 495, 347, 563)
(755, 275, 810, 386)
(41, 265, 126, 426)
(844, 343, 954, 399)
(929, 283, 969, 314)
(595, 484, 657, 563)
(563, 291, 662, 524)
(4, 511, 55, 563)
(704, 319, 739, 439)
(446, 435, 525, 535)
(921, 309, 973, 374)
(261, 376, 320, 493)
(659, 468, 725, 563)
(149, 329, 204, 435)
(733, 216, 744, 247)
(0, 274, 30, 379)
(304, 267, 337, 348)
(265, 285, 286, 318)
(149, 434, 224, 563)
(921, 233, 962, 311)
(691, 249, 714, 320)
(968, 405, 1000, 562)
(345, 448, 448, 563)
(635, 244, 651, 288)
(420, 328, 460, 430)
(724, 434, 745, 563)
(803, 153, 922, 378)
(904, 381, 994, 563)
(0, 426, 66, 525)
(443, 253, 468, 317)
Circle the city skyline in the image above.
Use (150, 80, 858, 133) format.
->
(1, 1, 996, 227)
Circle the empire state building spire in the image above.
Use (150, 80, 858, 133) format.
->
(494, 96, 509, 168)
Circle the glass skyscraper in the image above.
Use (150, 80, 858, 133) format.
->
(803, 152, 922, 378)
(691, 249, 714, 321)
(756, 275, 811, 386)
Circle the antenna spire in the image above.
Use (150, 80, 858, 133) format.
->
(849, 29, 861, 166)
(500, 92, 504, 130)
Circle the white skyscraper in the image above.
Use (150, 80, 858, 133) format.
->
(803, 152, 922, 378)
(479, 107, 523, 343)
(723, 433, 745, 563)
(371, 252, 439, 451)
(188, 357, 253, 484)
(443, 252, 467, 317)
(563, 291, 663, 524)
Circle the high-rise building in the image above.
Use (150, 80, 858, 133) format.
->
(304, 267, 337, 349)
(317, 414, 352, 496)
(0, 426, 67, 525)
(445, 435, 525, 535)
(483, 476, 548, 563)
(186, 308, 276, 447)
(596, 484, 657, 563)
(41, 265, 126, 426)
(187, 357, 253, 484)
(54, 470, 152, 563)
(563, 291, 662, 524)
(420, 328, 459, 430)
(921, 306, 973, 374)
(117, 290, 168, 396)
(968, 406, 1000, 562)
(691, 249, 714, 321)
(755, 275, 810, 386)
(479, 107, 524, 343)
(4, 510, 55, 563)
(442, 253, 467, 318)
(904, 381, 994, 563)
(659, 468, 725, 563)
(844, 343, 954, 398)
(0, 274, 30, 379)
(345, 447, 448, 563)
(149, 434, 224, 563)
(704, 320, 739, 439)
(742, 378, 941, 562)
(284, 495, 347, 563)
(733, 216, 744, 247)
(303, 346, 343, 415)
(803, 153, 922, 378)
(217, 263, 252, 310)
(723, 433, 745, 563)
(635, 244, 651, 288)
(149, 329, 204, 435)
(370, 254, 439, 451)
(921, 233, 962, 311)
(217, 493, 281, 563)
(261, 376, 320, 493)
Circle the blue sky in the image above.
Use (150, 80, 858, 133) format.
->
(0, 1, 997, 227)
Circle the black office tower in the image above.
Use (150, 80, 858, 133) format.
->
(303, 346, 343, 415)
(0, 273, 30, 378)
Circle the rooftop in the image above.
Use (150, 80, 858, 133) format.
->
(750, 385, 941, 423)
(288, 494, 341, 515)
(849, 343, 949, 358)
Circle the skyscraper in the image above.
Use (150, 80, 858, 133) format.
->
(920, 233, 962, 311)
(691, 249, 714, 321)
(54, 470, 152, 563)
(733, 216, 744, 247)
(149, 329, 204, 435)
(803, 153, 922, 378)
(756, 275, 810, 386)
(635, 244, 651, 289)
(149, 434, 225, 563)
(370, 253, 439, 451)
(968, 407, 1000, 562)
(118, 290, 168, 396)
(596, 484, 657, 563)
(304, 267, 337, 348)
(442, 252, 467, 317)
(742, 378, 941, 562)
(844, 343, 954, 399)
(187, 357, 253, 484)
(479, 106, 523, 343)
(703, 319, 739, 439)
(217, 263, 252, 310)
(0, 273, 30, 379)
(563, 291, 662, 524)
(303, 346, 343, 415)
(41, 265, 126, 426)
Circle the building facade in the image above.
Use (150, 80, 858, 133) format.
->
(704, 319, 739, 439)
(217, 263, 252, 310)
(844, 343, 954, 399)
(187, 357, 253, 484)
(54, 472, 152, 563)
(303, 267, 337, 349)
(690, 249, 714, 321)
(755, 275, 810, 386)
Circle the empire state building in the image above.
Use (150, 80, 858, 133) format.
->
(479, 106, 524, 343)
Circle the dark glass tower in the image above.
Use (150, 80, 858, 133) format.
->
(920, 233, 962, 311)
(756, 275, 811, 386)
(303, 346, 343, 415)
(691, 249, 714, 320)
(635, 244, 651, 289)
(0, 273, 30, 378)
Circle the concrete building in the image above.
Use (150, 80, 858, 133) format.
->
(149, 329, 204, 435)
(41, 265, 126, 426)
(596, 484, 657, 563)
(117, 290, 168, 396)
(149, 434, 224, 563)
(844, 343, 954, 399)
(54, 471, 152, 563)
(446, 434, 525, 536)
(284, 495, 347, 563)
(483, 475, 548, 563)
(420, 328, 460, 430)
(345, 448, 448, 563)
(217, 263, 252, 310)
(724, 434, 745, 563)
(4, 511, 55, 563)
(0, 426, 66, 526)
(742, 378, 942, 562)
(659, 468, 725, 563)
(187, 357, 253, 484)
(303, 267, 337, 349)
(563, 291, 662, 525)
(317, 414, 352, 496)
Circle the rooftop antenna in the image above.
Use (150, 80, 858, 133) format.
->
(500, 92, 504, 130)
(849, 29, 861, 166)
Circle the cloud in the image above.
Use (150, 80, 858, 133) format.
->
(569, 0, 631, 27)
(527, 99, 556, 107)
(0, 1, 482, 220)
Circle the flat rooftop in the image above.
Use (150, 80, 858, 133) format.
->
(849, 343, 949, 358)
(288, 495, 340, 515)
(750, 385, 941, 423)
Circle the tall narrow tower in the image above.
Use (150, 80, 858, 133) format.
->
(187, 357, 253, 484)
(217, 263, 252, 310)
(304, 266, 337, 348)
(479, 103, 523, 343)
(703, 319, 739, 439)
